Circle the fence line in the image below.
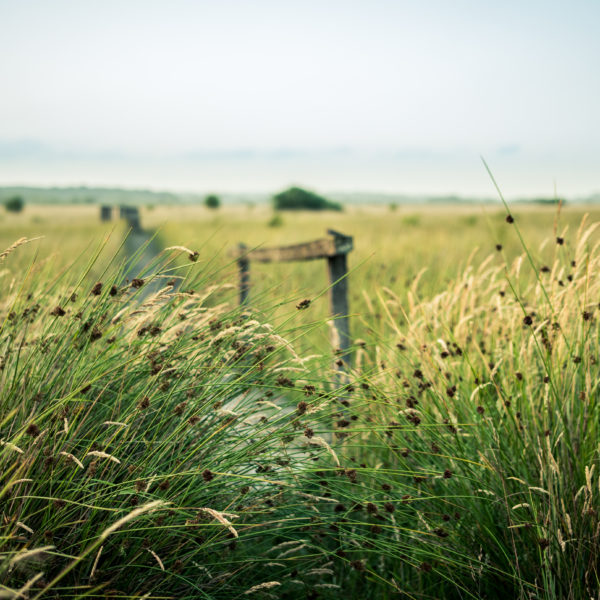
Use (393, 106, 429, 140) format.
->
(231, 229, 353, 361)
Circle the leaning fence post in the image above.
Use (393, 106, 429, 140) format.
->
(238, 243, 250, 305)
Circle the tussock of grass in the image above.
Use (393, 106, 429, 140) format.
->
(0, 212, 599, 599)
(353, 215, 600, 598)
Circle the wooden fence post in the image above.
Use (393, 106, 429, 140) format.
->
(238, 243, 250, 305)
(230, 230, 353, 361)
(326, 230, 351, 363)
(327, 252, 350, 356)
(100, 205, 112, 221)
(120, 206, 141, 233)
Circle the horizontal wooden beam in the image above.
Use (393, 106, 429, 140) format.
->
(231, 232, 353, 263)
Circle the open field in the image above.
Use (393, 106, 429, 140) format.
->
(4, 202, 600, 353)
(1, 202, 599, 599)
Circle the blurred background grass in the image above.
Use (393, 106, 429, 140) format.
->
(3, 202, 599, 355)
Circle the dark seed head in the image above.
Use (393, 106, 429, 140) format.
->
(538, 538, 550, 550)
(90, 327, 102, 342)
(303, 384, 316, 397)
(350, 560, 365, 571)
(202, 469, 214, 482)
(174, 401, 187, 416)
(26, 423, 40, 437)
(91, 282, 103, 295)
(366, 502, 378, 514)
(50, 306, 66, 317)
(556, 237, 564, 245)
(277, 375, 294, 388)
(505, 214, 514, 224)
(495, 244, 502, 251)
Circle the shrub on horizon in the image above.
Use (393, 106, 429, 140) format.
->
(4, 195, 24, 213)
(273, 186, 342, 211)
(204, 194, 220, 209)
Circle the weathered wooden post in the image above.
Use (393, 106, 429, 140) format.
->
(238, 243, 250, 305)
(326, 229, 352, 359)
(128, 207, 141, 233)
(100, 205, 112, 221)
(231, 230, 353, 362)
(121, 206, 141, 233)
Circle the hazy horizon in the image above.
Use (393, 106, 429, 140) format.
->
(1, 0, 599, 197)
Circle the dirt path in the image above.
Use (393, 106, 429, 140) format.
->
(122, 227, 169, 300)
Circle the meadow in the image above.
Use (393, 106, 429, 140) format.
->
(1, 201, 599, 599)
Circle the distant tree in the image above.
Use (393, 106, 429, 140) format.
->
(273, 187, 342, 211)
(4, 196, 24, 213)
(528, 197, 565, 205)
(204, 194, 220, 209)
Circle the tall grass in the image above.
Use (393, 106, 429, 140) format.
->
(0, 211, 598, 599)
(354, 213, 600, 598)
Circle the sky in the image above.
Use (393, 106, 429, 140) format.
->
(0, 0, 599, 197)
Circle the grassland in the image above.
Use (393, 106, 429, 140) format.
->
(4, 201, 599, 353)
(0, 201, 599, 599)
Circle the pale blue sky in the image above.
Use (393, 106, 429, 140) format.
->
(0, 0, 598, 196)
